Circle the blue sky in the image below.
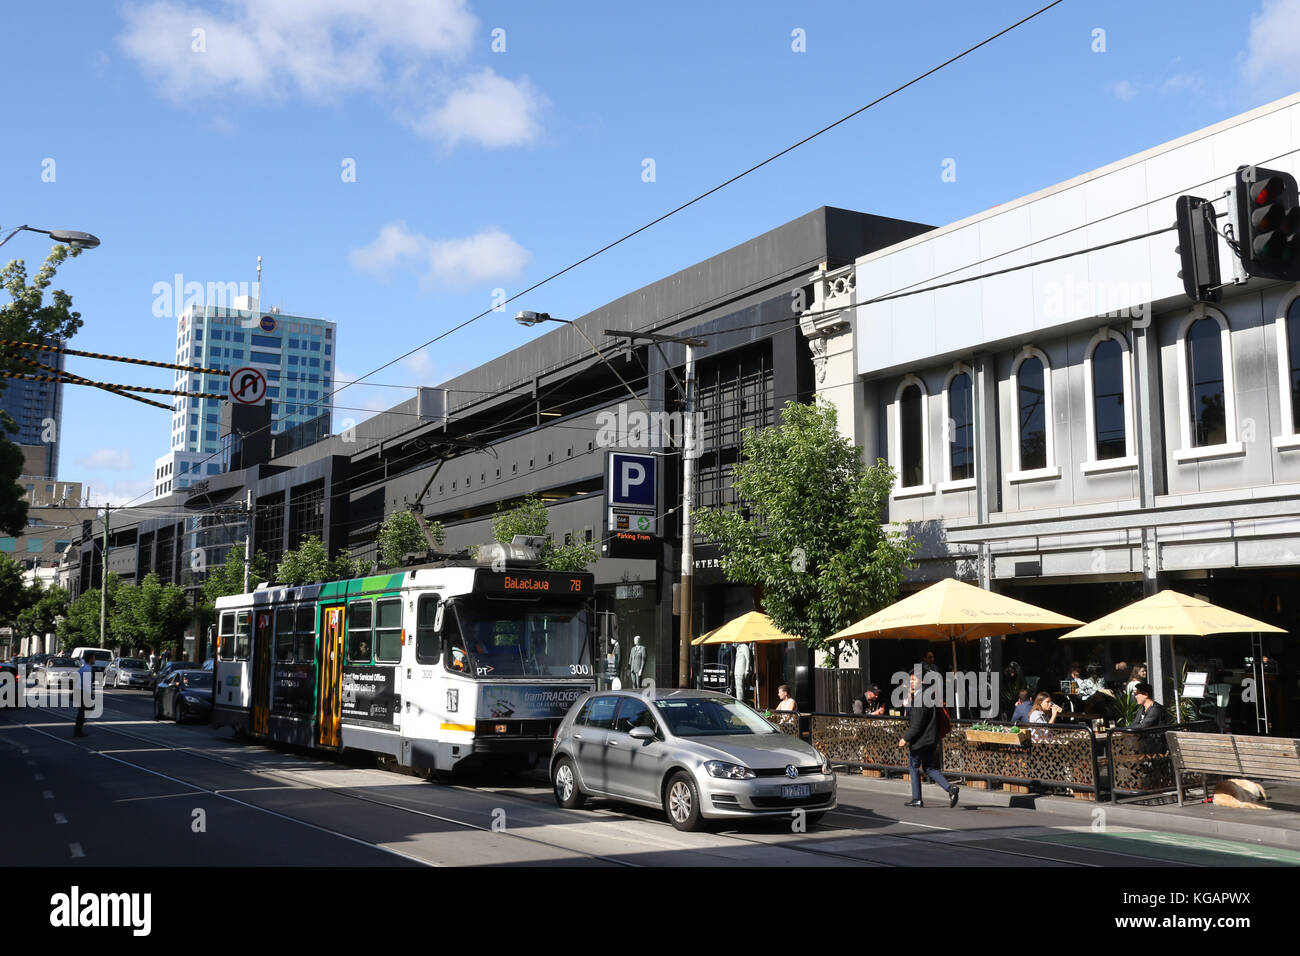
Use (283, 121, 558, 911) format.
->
(2, 0, 1297, 506)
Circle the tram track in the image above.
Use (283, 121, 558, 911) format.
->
(5, 693, 1207, 868)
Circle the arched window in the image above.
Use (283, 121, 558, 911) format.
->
(899, 383, 924, 487)
(1017, 356, 1047, 471)
(946, 370, 974, 481)
(1092, 339, 1126, 460)
(1186, 317, 1226, 448)
(1285, 297, 1300, 432)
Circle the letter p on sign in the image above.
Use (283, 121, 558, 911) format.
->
(608, 453, 656, 508)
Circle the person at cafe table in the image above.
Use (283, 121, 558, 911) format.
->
(853, 683, 886, 716)
(1123, 682, 1168, 730)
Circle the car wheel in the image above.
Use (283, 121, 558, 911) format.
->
(665, 771, 703, 832)
(552, 757, 586, 809)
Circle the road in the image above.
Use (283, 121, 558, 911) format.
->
(4, 686, 1298, 868)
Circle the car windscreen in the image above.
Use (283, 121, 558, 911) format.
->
(450, 600, 591, 679)
(119, 659, 145, 669)
(47, 658, 77, 667)
(176, 672, 211, 688)
(654, 698, 780, 737)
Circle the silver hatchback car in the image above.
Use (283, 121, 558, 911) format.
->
(550, 688, 836, 831)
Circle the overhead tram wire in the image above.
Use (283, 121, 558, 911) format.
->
(107, 0, 1065, 516)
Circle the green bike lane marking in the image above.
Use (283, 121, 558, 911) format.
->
(1036, 830, 1300, 866)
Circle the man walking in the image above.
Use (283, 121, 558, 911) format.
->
(74, 655, 93, 737)
(898, 670, 959, 808)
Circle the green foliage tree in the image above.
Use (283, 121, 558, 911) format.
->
(0, 552, 30, 627)
(200, 544, 266, 607)
(329, 547, 372, 580)
(276, 535, 331, 586)
(693, 400, 914, 657)
(15, 581, 68, 643)
(56, 572, 122, 650)
(113, 573, 189, 655)
(377, 510, 442, 569)
(491, 495, 598, 572)
(1, 244, 87, 535)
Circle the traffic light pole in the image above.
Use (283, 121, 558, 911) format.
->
(677, 343, 696, 688)
(98, 505, 110, 648)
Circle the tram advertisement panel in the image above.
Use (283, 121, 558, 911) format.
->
(477, 684, 590, 720)
(341, 667, 398, 726)
(272, 663, 315, 717)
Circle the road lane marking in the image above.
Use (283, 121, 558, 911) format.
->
(53, 813, 67, 824)
(42, 790, 53, 800)
(33, 772, 44, 781)
(68, 843, 84, 858)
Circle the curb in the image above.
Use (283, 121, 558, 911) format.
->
(835, 771, 1300, 851)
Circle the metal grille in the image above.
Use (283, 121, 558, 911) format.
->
(694, 344, 773, 511)
(288, 480, 325, 550)
(256, 492, 286, 567)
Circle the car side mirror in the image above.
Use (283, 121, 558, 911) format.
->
(629, 726, 655, 741)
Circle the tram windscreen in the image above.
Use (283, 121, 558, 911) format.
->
(449, 601, 591, 678)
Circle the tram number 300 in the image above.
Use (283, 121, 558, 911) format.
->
(570, 664, 592, 675)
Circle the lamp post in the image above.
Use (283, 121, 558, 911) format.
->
(0, 225, 101, 249)
(514, 311, 706, 688)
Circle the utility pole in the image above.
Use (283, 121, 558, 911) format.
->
(242, 490, 253, 592)
(677, 342, 696, 688)
(98, 504, 110, 648)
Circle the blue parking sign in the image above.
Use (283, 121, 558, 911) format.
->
(608, 452, 656, 508)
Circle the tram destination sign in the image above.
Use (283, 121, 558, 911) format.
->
(474, 569, 593, 598)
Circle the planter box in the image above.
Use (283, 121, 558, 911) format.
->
(966, 728, 1031, 746)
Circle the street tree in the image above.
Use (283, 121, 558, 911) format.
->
(693, 399, 914, 658)
(276, 535, 330, 586)
(15, 580, 68, 645)
(377, 510, 442, 569)
(57, 572, 123, 650)
(0, 553, 30, 627)
(491, 495, 598, 572)
(113, 573, 189, 656)
(0, 244, 87, 535)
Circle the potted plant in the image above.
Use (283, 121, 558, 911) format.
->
(965, 722, 1031, 746)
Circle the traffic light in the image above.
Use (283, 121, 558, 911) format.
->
(1175, 194, 1221, 303)
(1234, 165, 1300, 281)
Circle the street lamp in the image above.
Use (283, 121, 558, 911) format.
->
(0, 225, 101, 249)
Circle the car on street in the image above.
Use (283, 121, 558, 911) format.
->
(550, 688, 836, 832)
(156, 661, 199, 685)
(32, 656, 82, 689)
(70, 647, 113, 676)
(154, 669, 213, 723)
(0, 660, 19, 705)
(105, 657, 155, 690)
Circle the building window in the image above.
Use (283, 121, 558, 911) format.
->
(1187, 318, 1225, 447)
(890, 375, 930, 494)
(1082, 330, 1136, 470)
(1273, 295, 1300, 448)
(1008, 347, 1059, 480)
(943, 367, 974, 483)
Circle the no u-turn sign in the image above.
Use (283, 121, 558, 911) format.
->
(229, 366, 267, 405)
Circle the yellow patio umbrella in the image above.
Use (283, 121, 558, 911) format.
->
(1058, 589, 1286, 717)
(691, 611, 800, 646)
(828, 578, 1083, 715)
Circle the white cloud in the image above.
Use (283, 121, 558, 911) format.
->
(349, 222, 532, 289)
(118, 0, 477, 101)
(77, 448, 133, 471)
(1109, 80, 1138, 102)
(1241, 0, 1300, 94)
(412, 68, 545, 147)
(84, 479, 157, 507)
(1161, 73, 1201, 96)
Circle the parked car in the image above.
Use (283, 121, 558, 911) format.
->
(550, 688, 837, 832)
(153, 669, 213, 724)
(105, 657, 155, 690)
(33, 656, 82, 689)
(0, 660, 19, 706)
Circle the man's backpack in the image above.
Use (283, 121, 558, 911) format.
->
(937, 705, 952, 739)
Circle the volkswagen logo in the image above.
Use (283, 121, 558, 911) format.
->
(785, 765, 798, 779)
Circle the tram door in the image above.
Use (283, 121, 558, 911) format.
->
(317, 604, 345, 748)
(251, 610, 273, 736)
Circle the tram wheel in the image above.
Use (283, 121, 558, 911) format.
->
(551, 757, 586, 809)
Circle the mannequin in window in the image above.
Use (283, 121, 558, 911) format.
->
(628, 635, 646, 688)
(733, 641, 752, 702)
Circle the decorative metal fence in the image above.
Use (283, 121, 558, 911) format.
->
(1104, 720, 1215, 803)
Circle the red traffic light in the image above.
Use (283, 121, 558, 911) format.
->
(1251, 176, 1284, 206)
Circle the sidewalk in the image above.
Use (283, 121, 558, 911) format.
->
(836, 771, 1300, 850)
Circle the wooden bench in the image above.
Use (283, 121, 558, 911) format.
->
(1166, 732, 1300, 806)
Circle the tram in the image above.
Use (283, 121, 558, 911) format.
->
(212, 561, 596, 772)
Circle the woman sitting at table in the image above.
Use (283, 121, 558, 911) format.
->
(1125, 663, 1148, 695)
(1028, 691, 1063, 739)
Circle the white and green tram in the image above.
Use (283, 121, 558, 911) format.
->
(212, 564, 596, 772)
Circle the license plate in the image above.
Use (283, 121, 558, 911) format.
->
(781, 784, 811, 799)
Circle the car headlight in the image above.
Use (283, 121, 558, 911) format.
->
(815, 750, 830, 774)
(703, 760, 755, 780)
